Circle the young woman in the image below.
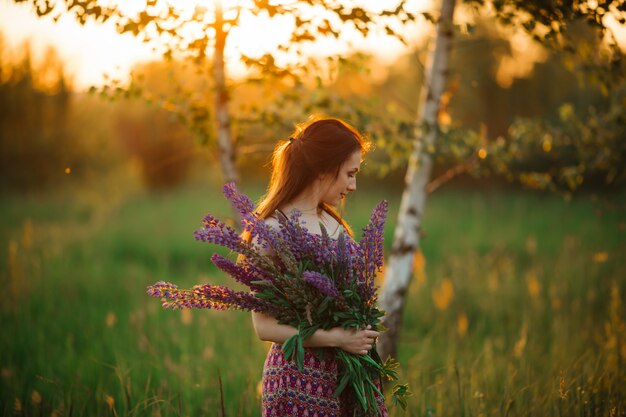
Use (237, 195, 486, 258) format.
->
(250, 117, 388, 417)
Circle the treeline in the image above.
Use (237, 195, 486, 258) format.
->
(0, 36, 198, 193)
(0, 39, 73, 191)
(1, 18, 624, 194)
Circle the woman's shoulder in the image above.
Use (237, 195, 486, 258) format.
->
(262, 215, 281, 233)
(319, 210, 343, 239)
(264, 215, 280, 227)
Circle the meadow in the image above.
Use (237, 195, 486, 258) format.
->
(1, 173, 625, 417)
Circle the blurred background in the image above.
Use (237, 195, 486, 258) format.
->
(1, 0, 625, 416)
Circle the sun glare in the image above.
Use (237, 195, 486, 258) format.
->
(0, 0, 431, 90)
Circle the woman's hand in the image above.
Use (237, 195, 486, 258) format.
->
(252, 312, 381, 353)
(329, 325, 380, 355)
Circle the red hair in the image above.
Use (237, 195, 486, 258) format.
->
(255, 116, 370, 237)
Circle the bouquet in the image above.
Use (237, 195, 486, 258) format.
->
(147, 183, 409, 416)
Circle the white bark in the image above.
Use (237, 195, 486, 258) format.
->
(377, 0, 457, 360)
(213, 0, 238, 185)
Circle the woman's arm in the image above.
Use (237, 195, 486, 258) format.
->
(251, 311, 379, 355)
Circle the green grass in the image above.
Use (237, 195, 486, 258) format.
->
(1, 178, 625, 417)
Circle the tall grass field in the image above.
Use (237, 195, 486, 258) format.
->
(1, 177, 625, 417)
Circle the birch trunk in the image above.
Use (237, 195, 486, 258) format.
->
(213, 0, 238, 185)
(377, 0, 457, 361)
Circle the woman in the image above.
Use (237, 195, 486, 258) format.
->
(250, 117, 388, 417)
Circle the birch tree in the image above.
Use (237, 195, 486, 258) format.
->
(378, 0, 457, 361)
(212, 0, 237, 184)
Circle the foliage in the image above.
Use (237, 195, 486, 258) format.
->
(343, 15, 626, 193)
(225, 51, 419, 179)
(450, 1, 626, 191)
(488, 96, 626, 193)
(15, 0, 421, 152)
(232, 13, 626, 193)
(464, 0, 626, 89)
(15, 0, 417, 61)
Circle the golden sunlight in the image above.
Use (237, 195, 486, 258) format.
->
(0, 0, 429, 90)
(0, 2, 158, 89)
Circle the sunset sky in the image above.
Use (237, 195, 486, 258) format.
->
(0, 0, 430, 90)
(1, 0, 624, 91)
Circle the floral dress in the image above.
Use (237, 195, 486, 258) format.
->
(261, 343, 388, 417)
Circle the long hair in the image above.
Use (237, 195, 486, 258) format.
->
(255, 116, 370, 237)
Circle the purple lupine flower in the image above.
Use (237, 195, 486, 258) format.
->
(194, 216, 248, 254)
(345, 239, 358, 287)
(200, 213, 223, 229)
(211, 253, 273, 290)
(357, 200, 388, 299)
(193, 284, 277, 313)
(317, 224, 335, 264)
(147, 281, 216, 309)
(274, 208, 332, 265)
(147, 281, 179, 298)
(223, 182, 261, 234)
(148, 281, 278, 313)
(302, 271, 340, 298)
(275, 209, 309, 260)
(222, 182, 284, 253)
(223, 182, 256, 216)
(306, 233, 333, 266)
(163, 296, 215, 310)
(247, 216, 283, 252)
(334, 231, 353, 285)
(238, 257, 276, 284)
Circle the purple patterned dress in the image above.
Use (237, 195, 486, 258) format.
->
(261, 343, 388, 417)
(261, 214, 388, 416)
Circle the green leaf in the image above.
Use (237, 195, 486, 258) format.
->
(254, 290, 276, 300)
(365, 378, 383, 397)
(332, 372, 351, 397)
(282, 334, 297, 361)
(300, 325, 319, 340)
(295, 336, 305, 370)
(370, 346, 384, 365)
(360, 354, 382, 370)
(340, 352, 354, 373)
(351, 378, 367, 411)
(249, 280, 274, 287)
(317, 297, 331, 315)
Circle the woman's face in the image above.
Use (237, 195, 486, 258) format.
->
(319, 150, 361, 206)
